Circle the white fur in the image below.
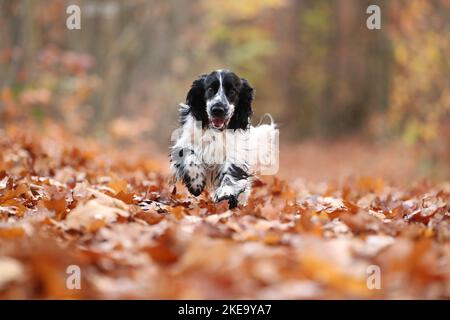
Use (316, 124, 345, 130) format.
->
(206, 71, 235, 126)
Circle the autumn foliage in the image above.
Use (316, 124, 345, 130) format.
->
(0, 0, 449, 300)
(0, 126, 449, 299)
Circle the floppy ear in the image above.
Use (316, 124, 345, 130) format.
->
(229, 78, 254, 130)
(185, 74, 208, 127)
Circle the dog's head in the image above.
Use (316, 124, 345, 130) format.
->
(186, 69, 254, 130)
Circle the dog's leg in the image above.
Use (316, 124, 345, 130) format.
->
(213, 163, 251, 209)
(171, 147, 206, 196)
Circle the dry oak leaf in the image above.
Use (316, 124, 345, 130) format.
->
(0, 256, 24, 289)
(205, 210, 234, 224)
(0, 225, 26, 239)
(64, 188, 130, 231)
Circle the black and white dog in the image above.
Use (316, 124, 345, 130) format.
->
(170, 69, 276, 209)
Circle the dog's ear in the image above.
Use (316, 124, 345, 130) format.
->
(229, 78, 254, 130)
(186, 74, 208, 127)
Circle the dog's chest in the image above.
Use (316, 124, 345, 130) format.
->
(191, 128, 249, 165)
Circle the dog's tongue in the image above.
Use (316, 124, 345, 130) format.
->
(212, 118, 225, 128)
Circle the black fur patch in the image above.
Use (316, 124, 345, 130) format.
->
(228, 79, 254, 130)
(229, 164, 250, 181)
(185, 74, 208, 128)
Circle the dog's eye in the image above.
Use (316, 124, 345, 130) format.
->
(229, 89, 237, 97)
(207, 87, 214, 95)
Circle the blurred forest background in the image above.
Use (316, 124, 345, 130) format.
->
(0, 0, 449, 181)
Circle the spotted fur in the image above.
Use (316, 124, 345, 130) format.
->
(170, 69, 255, 209)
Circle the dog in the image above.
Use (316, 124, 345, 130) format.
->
(170, 69, 277, 209)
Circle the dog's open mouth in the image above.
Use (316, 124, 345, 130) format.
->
(210, 118, 227, 130)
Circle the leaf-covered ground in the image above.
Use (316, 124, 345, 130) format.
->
(0, 126, 449, 299)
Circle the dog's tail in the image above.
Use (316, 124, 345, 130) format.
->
(256, 113, 276, 128)
(249, 113, 279, 176)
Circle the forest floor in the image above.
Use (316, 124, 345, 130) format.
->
(0, 124, 449, 299)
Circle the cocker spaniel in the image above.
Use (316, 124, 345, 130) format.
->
(170, 69, 277, 209)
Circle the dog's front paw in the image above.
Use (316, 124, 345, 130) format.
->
(184, 177, 204, 197)
(214, 186, 239, 209)
(182, 162, 205, 196)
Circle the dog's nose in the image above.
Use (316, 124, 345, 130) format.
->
(211, 104, 226, 118)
